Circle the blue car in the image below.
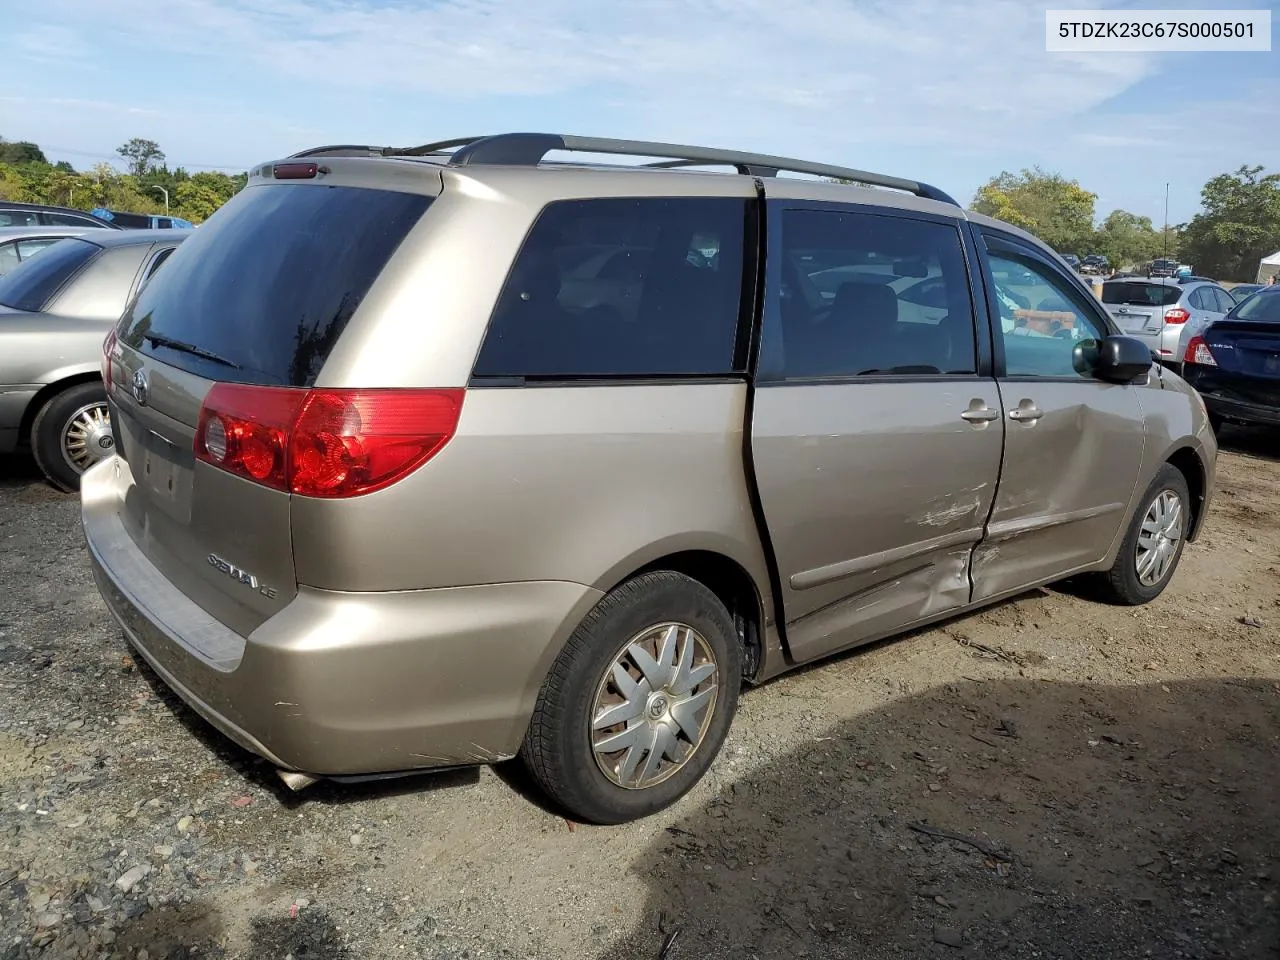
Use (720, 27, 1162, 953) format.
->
(1181, 284, 1280, 433)
(90, 207, 194, 230)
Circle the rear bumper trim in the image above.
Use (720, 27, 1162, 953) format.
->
(1201, 393, 1280, 426)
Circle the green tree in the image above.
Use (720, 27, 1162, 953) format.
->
(116, 137, 166, 178)
(971, 168, 1097, 255)
(1178, 165, 1280, 281)
(0, 138, 48, 165)
(1091, 210, 1165, 269)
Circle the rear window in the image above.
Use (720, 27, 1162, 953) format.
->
(118, 184, 432, 386)
(0, 237, 101, 312)
(1233, 290, 1280, 323)
(472, 197, 750, 379)
(1101, 281, 1181, 307)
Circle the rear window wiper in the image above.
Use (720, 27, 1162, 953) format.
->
(142, 333, 242, 369)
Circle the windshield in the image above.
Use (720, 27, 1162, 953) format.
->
(0, 237, 101, 312)
(118, 183, 432, 386)
(1101, 281, 1180, 307)
(1231, 290, 1280, 323)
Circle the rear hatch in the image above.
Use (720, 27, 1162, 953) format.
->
(106, 169, 435, 637)
(1101, 279, 1180, 340)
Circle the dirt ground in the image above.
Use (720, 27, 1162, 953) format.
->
(1, 427, 1277, 960)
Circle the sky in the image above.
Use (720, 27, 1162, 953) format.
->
(1, 0, 1276, 226)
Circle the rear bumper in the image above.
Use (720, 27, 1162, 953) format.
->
(1184, 366, 1280, 427)
(81, 457, 603, 776)
(1201, 393, 1280, 427)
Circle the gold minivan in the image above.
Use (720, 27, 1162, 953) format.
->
(82, 134, 1216, 823)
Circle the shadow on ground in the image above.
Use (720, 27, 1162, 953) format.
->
(598, 677, 1280, 960)
(1218, 424, 1280, 464)
(127, 650, 482, 810)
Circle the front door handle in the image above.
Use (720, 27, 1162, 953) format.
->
(960, 400, 1000, 423)
(1008, 403, 1044, 422)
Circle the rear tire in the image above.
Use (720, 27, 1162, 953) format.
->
(30, 382, 112, 493)
(520, 571, 741, 824)
(1092, 464, 1191, 606)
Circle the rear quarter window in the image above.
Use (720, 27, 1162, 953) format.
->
(0, 237, 102, 312)
(118, 184, 433, 386)
(472, 197, 751, 379)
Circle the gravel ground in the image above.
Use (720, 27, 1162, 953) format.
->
(1, 428, 1277, 960)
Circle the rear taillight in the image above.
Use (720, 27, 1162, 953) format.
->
(1164, 307, 1190, 325)
(194, 385, 464, 498)
(102, 330, 117, 393)
(1184, 336, 1217, 366)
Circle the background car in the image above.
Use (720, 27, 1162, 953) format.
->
(1080, 254, 1110, 276)
(1100, 276, 1235, 366)
(0, 229, 186, 489)
(1228, 283, 1264, 304)
(0, 225, 102, 276)
(1061, 253, 1081, 271)
(1147, 258, 1179, 278)
(0, 201, 118, 230)
(1181, 285, 1280, 433)
(90, 207, 195, 230)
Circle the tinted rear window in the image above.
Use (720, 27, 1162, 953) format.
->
(1101, 281, 1180, 307)
(0, 237, 101, 312)
(118, 184, 432, 386)
(473, 198, 750, 379)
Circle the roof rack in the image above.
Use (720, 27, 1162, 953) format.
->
(288, 144, 455, 160)
(289, 133, 959, 206)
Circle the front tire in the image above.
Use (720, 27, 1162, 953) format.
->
(1093, 464, 1191, 605)
(520, 571, 741, 824)
(30, 382, 113, 493)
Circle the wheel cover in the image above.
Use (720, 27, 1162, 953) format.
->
(590, 622, 720, 790)
(1135, 489, 1184, 586)
(60, 402, 113, 474)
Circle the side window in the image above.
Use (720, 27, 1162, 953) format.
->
(769, 209, 978, 379)
(1187, 287, 1210, 311)
(144, 247, 176, 281)
(1212, 288, 1235, 313)
(16, 238, 62, 260)
(0, 211, 39, 227)
(46, 213, 93, 227)
(473, 198, 749, 378)
(987, 250, 1107, 379)
(0, 242, 19, 276)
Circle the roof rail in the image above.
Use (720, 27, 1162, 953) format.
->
(386, 133, 960, 206)
(288, 144, 455, 160)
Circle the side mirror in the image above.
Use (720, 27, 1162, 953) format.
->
(1079, 335, 1153, 383)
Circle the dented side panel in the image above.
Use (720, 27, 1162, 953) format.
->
(750, 381, 1004, 664)
(971, 380, 1145, 600)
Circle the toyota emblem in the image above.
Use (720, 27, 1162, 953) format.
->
(131, 368, 149, 406)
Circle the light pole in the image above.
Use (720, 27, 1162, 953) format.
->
(1162, 182, 1169, 257)
(151, 185, 170, 214)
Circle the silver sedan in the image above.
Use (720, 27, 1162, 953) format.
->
(0, 229, 187, 489)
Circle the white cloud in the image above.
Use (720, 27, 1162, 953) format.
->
(6, 0, 1275, 220)
(18, 0, 1156, 151)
